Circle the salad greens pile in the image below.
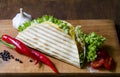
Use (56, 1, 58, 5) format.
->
(18, 15, 71, 35)
(75, 26, 106, 62)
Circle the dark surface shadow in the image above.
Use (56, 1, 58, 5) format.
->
(115, 24, 120, 44)
(0, 73, 120, 77)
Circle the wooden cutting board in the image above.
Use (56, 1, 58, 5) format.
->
(0, 20, 119, 73)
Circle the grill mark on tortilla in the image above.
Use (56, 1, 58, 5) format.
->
(31, 24, 77, 50)
(30, 27, 77, 54)
(23, 31, 78, 60)
(34, 24, 74, 44)
(26, 29, 78, 58)
(16, 22, 81, 68)
(17, 33, 79, 63)
(18, 37, 34, 47)
(33, 38, 38, 40)
(34, 23, 72, 41)
(17, 35, 80, 67)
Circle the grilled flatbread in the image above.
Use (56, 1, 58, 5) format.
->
(16, 15, 86, 68)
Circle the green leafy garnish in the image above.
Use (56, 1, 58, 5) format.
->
(75, 26, 86, 65)
(85, 32, 106, 62)
(75, 26, 106, 62)
(18, 15, 71, 35)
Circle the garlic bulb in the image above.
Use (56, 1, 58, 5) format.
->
(12, 8, 32, 29)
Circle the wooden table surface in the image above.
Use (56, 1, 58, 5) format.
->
(0, 20, 119, 76)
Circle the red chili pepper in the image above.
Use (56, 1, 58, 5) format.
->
(1, 34, 38, 63)
(31, 49, 59, 74)
(0, 34, 59, 74)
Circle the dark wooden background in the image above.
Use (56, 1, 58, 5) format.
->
(0, 1, 120, 76)
(0, 0, 120, 42)
(0, 0, 119, 19)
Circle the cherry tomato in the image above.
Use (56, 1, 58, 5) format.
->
(104, 57, 112, 70)
(90, 58, 104, 69)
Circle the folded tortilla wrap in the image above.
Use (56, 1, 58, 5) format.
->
(16, 15, 86, 68)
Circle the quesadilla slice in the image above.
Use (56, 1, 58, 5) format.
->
(16, 15, 86, 68)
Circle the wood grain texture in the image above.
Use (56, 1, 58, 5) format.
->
(0, 0, 118, 19)
(0, 20, 119, 74)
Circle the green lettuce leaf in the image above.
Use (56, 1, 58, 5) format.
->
(75, 26, 106, 62)
(18, 15, 71, 35)
(75, 26, 86, 65)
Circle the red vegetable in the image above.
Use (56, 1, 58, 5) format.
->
(91, 49, 113, 70)
(0, 34, 59, 74)
(1, 34, 38, 63)
(31, 49, 59, 74)
(104, 57, 112, 70)
(90, 58, 104, 69)
(97, 49, 113, 70)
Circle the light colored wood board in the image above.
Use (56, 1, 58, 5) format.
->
(0, 20, 119, 73)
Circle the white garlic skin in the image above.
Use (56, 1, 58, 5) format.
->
(87, 66, 99, 73)
(12, 8, 32, 29)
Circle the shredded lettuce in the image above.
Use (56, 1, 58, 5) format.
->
(75, 26, 106, 62)
(75, 26, 86, 65)
(18, 15, 71, 35)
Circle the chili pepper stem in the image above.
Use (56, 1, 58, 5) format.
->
(0, 39, 15, 49)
